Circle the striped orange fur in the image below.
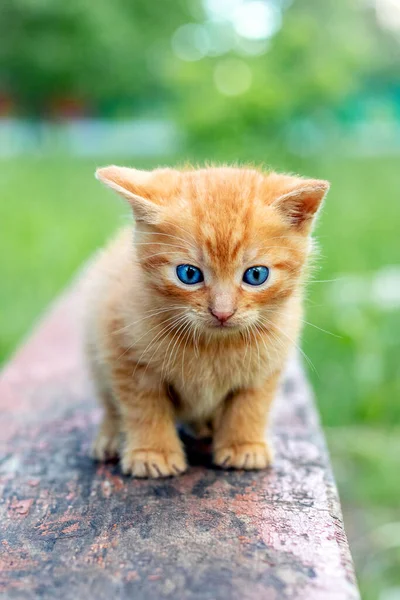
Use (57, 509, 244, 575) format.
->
(86, 165, 329, 477)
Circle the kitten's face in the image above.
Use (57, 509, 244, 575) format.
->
(96, 166, 329, 335)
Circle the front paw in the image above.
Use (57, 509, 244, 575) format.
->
(91, 429, 120, 461)
(214, 442, 272, 470)
(121, 448, 187, 478)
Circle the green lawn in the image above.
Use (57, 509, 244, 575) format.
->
(1, 153, 399, 596)
(0, 157, 126, 361)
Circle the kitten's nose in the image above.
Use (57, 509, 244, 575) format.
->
(209, 308, 235, 324)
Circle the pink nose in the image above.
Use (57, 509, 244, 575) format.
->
(209, 308, 235, 324)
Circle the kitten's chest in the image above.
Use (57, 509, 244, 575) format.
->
(169, 342, 270, 421)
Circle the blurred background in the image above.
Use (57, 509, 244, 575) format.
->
(0, 0, 399, 596)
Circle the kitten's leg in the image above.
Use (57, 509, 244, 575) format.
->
(213, 372, 281, 470)
(89, 354, 121, 461)
(112, 364, 187, 478)
(91, 393, 121, 461)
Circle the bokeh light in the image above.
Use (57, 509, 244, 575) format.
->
(213, 58, 253, 95)
(171, 24, 209, 61)
(232, 1, 282, 40)
(376, 0, 400, 32)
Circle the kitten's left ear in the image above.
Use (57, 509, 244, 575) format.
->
(272, 178, 330, 233)
(95, 165, 174, 224)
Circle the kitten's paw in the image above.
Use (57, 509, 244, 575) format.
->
(121, 449, 187, 478)
(91, 429, 120, 461)
(214, 442, 272, 470)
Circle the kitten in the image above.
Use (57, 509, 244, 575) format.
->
(86, 165, 329, 478)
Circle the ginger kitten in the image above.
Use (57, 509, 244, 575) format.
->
(86, 165, 329, 478)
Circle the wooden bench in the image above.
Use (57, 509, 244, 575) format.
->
(0, 277, 360, 599)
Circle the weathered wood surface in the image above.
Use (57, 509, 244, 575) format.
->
(0, 280, 360, 600)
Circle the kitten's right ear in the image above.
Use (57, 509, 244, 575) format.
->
(95, 165, 164, 224)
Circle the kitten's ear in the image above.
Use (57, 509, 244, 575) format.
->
(95, 165, 165, 224)
(272, 178, 330, 232)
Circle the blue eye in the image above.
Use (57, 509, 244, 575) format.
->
(176, 264, 204, 285)
(243, 266, 269, 286)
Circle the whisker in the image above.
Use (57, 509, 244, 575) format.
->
(180, 321, 194, 389)
(245, 326, 253, 384)
(248, 322, 261, 374)
(307, 278, 342, 284)
(301, 319, 341, 338)
(257, 324, 276, 366)
(169, 319, 191, 374)
(118, 312, 185, 363)
(260, 305, 340, 339)
(241, 325, 252, 385)
(257, 322, 283, 365)
(242, 325, 249, 362)
(259, 315, 318, 376)
(160, 317, 191, 384)
(132, 314, 188, 380)
(113, 305, 185, 335)
(192, 323, 200, 358)
(140, 315, 188, 380)
(158, 319, 189, 398)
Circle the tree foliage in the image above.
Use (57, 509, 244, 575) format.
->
(0, 0, 398, 134)
(0, 0, 194, 114)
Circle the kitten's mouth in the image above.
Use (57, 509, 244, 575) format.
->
(209, 321, 239, 331)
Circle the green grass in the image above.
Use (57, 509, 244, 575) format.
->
(301, 156, 400, 426)
(0, 157, 125, 360)
(1, 152, 399, 596)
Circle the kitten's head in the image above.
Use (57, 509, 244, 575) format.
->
(96, 165, 329, 335)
